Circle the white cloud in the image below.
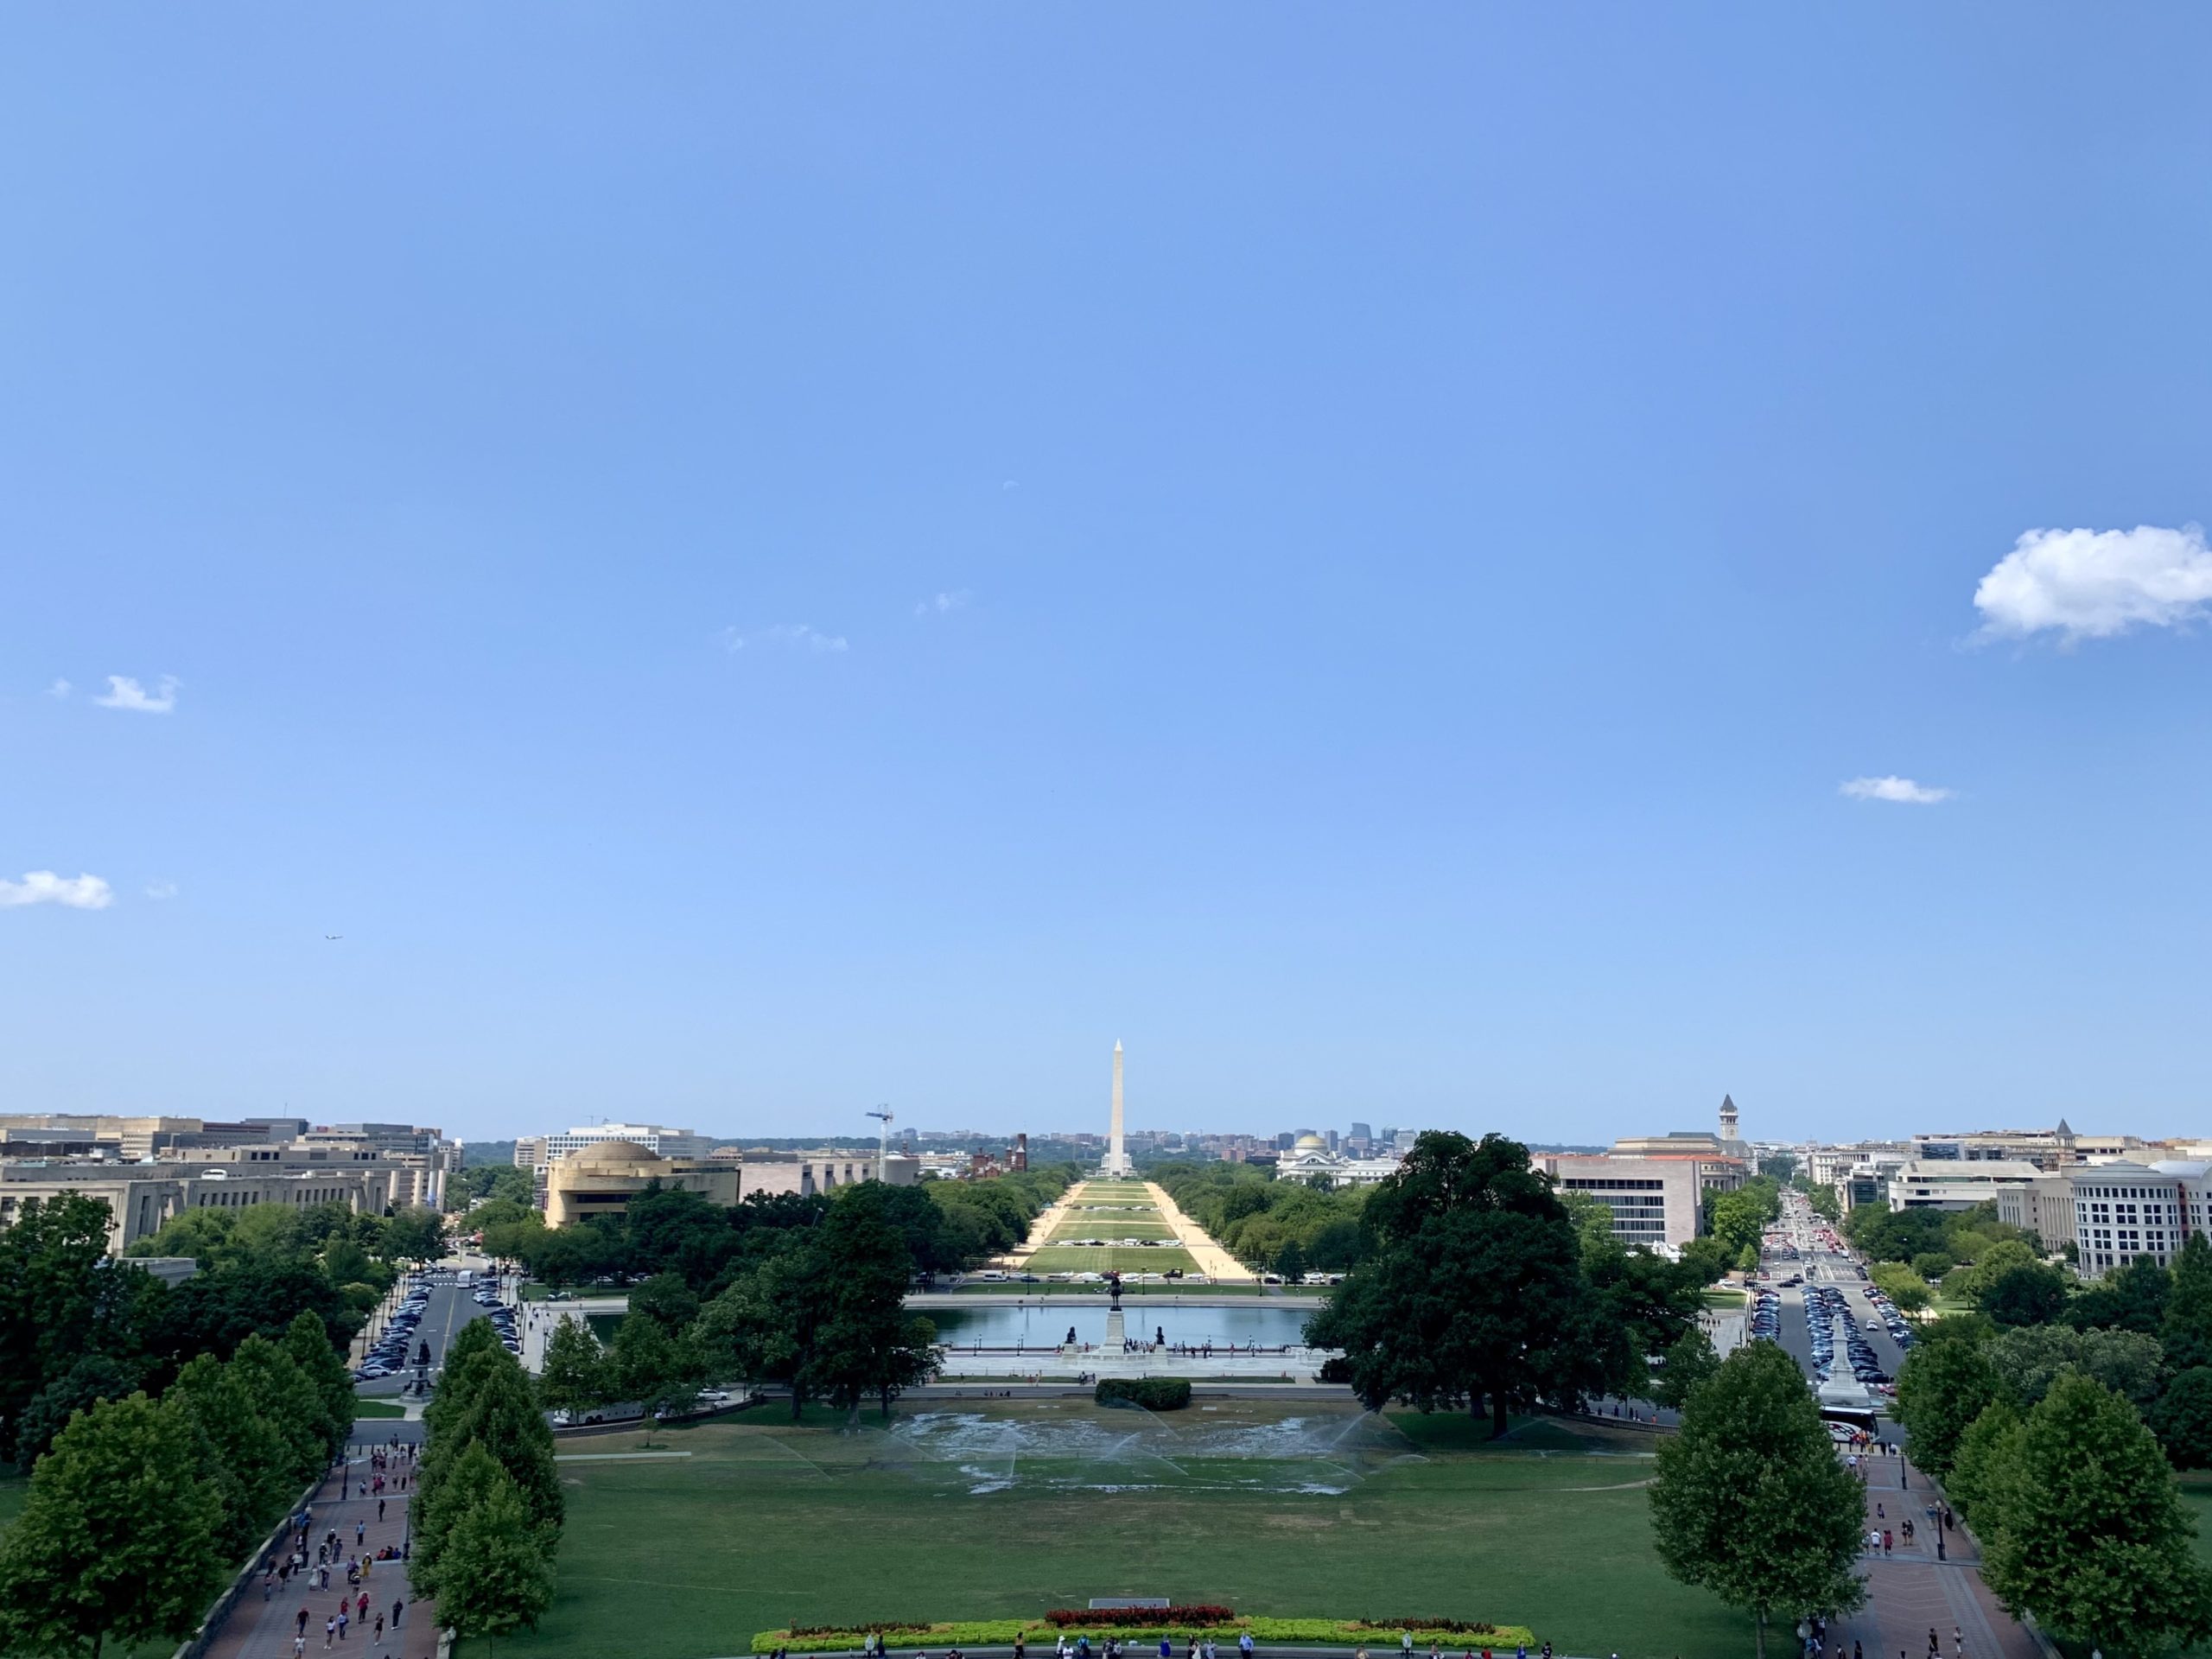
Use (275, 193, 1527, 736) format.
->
(0, 871, 114, 910)
(144, 880, 179, 900)
(721, 624, 848, 655)
(93, 674, 180, 713)
(914, 590, 970, 617)
(1974, 524, 2212, 643)
(44, 678, 71, 699)
(1840, 776, 1953, 805)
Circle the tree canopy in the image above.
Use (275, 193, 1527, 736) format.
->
(1649, 1341, 1865, 1659)
(1305, 1132, 1630, 1436)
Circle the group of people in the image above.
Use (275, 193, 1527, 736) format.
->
(254, 1442, 414, 1656)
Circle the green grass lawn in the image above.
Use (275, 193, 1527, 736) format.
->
(500, 1398, 1752, 1659)
(1021, 1245, 1201, 1274)
(1045, 1217, 1179, 1241)
(353, 1399, 407, 1419)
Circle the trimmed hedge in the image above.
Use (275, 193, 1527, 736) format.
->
(1094, 1377, 1192, 1411)
(753, 1619, 1537, 1654)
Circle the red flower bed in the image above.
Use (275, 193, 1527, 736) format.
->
(1045, 1608, 1237, 1629)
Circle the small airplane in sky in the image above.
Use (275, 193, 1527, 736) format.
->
(324, 934, 342, 940)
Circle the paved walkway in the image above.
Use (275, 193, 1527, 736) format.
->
(202, 1442, 436, 1659)
(1819, 1447, 2046, 1659)
(1144, 1181, 1255, 1283)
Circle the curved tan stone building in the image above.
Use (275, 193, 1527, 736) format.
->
(543, 1138, 741, 1228)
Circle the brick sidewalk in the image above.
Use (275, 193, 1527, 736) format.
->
(1816, 1449, 2044, 1659)
(202, 1441, 437, 1659)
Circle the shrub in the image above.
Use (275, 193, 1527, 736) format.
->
(1046, 1608, 1234, 1628)
(753, 1619, 1538, 1654)
(1095, 1377, 1192, 1411)
(1316, 1357, 1354, 1384)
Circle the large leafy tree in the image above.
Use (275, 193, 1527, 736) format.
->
(0, 1393, 228, 1659)
(380, 1206, 448, 1268)
(1649, 1326, 1723, 1412)
(1649, 1342, 1865, 1659)
(420, 1346, 563, 1548)
(283, 1308, 359, 1459)
(2064, 1256, 2171, 1336)
(222, 1333, 329, 1489)
(1892, 1335, 2005, 1479)
(695, 1244, 821, 1417)
(608, 1307, 700, 1442)
(1945, 1397, 2024, 1527)
(166, 1351, 304, 1560)
(435, 1465, 556, 1654)
(1986, 1323, 2164, 1409)
(0, 1195, 160, 1465)
(803, 1185, 938, 1423)
(1980, 1373, 2212, 1651)
(2151, 1368, 2212, 1472)
(2164, 1234, 2212, 1371)
(537, 1317, 612, 1414)
(1978, 1260, 2070, 1328)
(1306, 1132, 1630, 1437)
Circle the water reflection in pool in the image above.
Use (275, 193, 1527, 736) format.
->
(925, 1303, 1323, 1351)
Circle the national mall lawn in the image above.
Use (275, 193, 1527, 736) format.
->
(501, 1399, 1753, 1659)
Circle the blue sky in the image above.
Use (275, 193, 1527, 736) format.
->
(7, 8, 2212, 1147)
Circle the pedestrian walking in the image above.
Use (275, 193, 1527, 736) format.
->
(324, 1617, 336, 1650)
(295, 1637, 307, 1659)
(378, 1497, 386, 1523)
(298, 1607, 310, 1637)
(392, 1597, 405, 1629)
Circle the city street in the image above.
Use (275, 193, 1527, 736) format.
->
(353, 1274, 499, 1399)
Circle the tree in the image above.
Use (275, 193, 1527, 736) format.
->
(1649, 1342, 1865, 1658)
(627, 1272, 702, 1333)
(0, 1195, 159, 1465)
(381, 1206, 448, 1268)
(1978, 1261, 2069, 1328)
(804, 1185, 939, 1423)
(1980, 1373, 2212, 1652)
(1306, 1133, 1630, 1437)
(410, 1439, 511, 1602)
(1677, 1235, 1732, 1287)
(1945, 1397, 2024, 1528)
(1891, 1338, 2005, 1479)
(2152, 1368, 2212, 1471)
(1707, 1190, 1771, 1262)
(2164, 1234, 2212, 1371)
(225, 1333, 330, 1489)
(14, 1354, 143, 1466)
(166, 1351, 303, 1560)
(419, 1346, 563, 1549)
(609, 1311, 698, 1443)
(435, 1468, 556, 1655)
(1868, 1261, 1930, 1314)
(1274, 1238, 1307, 1282)
(283, 1308, 358, 1459)
(1649, 1325, 1722, 1412)
(1986, 1323, 2164, 1410)
(1803, 1184, 1840, 1224)
(536, 1317, 611, 1415)
(0, 1393, 228, 1659)
(1757, 1154, 1798, 1184)
(1910, 1250, 1955, 1281)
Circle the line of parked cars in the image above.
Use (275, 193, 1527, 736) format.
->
(474, 1283, 523, 1357)
(1748, 1283, 1782, 1344)
(357, 1275, 435, 1379)
(1807, 1283, 1892, 1392)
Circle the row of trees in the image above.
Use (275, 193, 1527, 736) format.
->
(410, 1321, 563, 1650)
(0, 1310, 353, 1659)
(1894, 1317, 2212, 1650)
(474, 1166, 1074, 1296)
(1306, 1133, 1715, 1435)
(531, 1179, 950, 1428)
(0, 1192, 408, 1466)
(1152, 1163, 1369, 1276)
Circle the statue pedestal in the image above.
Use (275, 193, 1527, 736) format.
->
(1105, 1308, 1126, 1350)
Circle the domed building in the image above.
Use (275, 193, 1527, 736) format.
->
(543, 1136, 741, 1228)
(1277, 1131, 1404, 1187)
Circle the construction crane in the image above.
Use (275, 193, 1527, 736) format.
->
(866, 1107, 894, 1183)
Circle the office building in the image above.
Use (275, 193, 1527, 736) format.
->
(1886, 1159, 2041, 1211)
(737, 1148, 920, 1198)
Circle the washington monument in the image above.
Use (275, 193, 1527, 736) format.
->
(1102, 1039, 1134, 1175)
